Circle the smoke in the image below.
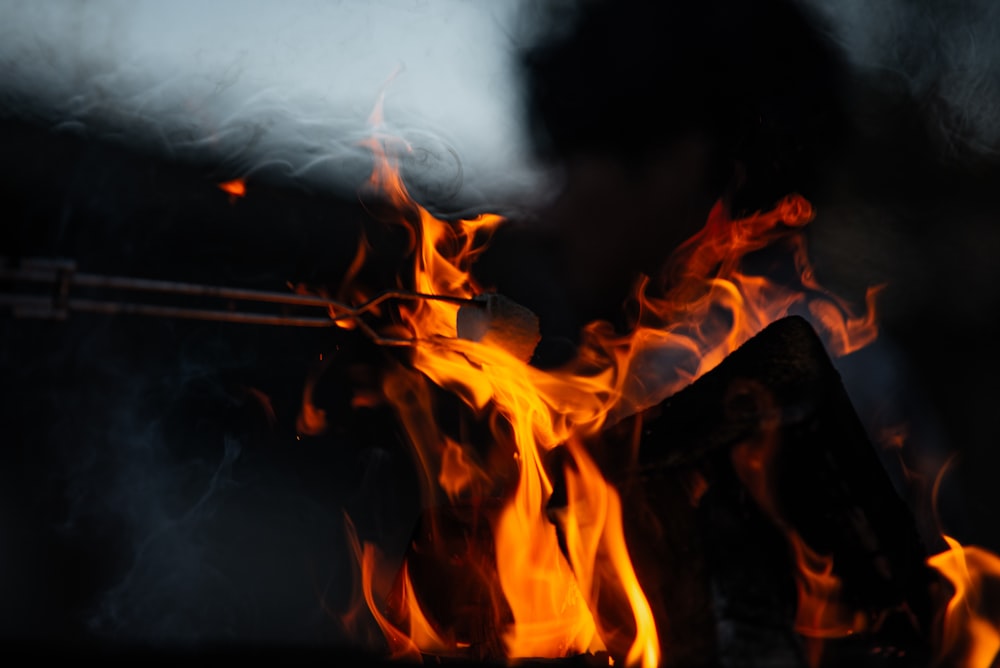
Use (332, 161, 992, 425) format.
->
(799, 0, 1000, 158)
(0, 0, 542, 211)
(0, 307, 384, 645)
(87, 432, 244, 642)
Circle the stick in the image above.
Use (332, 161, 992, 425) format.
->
(0, 257, 476, 339)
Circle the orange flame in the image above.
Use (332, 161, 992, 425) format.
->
(332, 231, 372, 330)
(330, 105, 883, 665)
(296, 375, 327, 436)
(928, 536, 1000, 668)
(438, 438, 487, 503)
(355, 541, 429, 660)
(787, 532, 866, 641)
(552, 439, 661, 668)
(729, 380, 865, 667)
(923, 462, 1000, 667)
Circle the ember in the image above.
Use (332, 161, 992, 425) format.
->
(217, 178, 247, 200)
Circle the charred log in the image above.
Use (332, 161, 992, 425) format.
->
(587, 315, 934, 666)
(396, 317, 933, 667)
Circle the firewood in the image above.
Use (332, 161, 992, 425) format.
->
(587, 315, 935, 666)
(396, 316, 932, 666)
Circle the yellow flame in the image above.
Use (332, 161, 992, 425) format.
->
(928, 536, 1000, 668)
(337, 118, 881, 667)
(925, 459, 1000, 667)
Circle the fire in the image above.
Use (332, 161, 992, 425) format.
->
(928, 536, 1000, 667)
(297, 380, 327, 436)
(786, 533, 866, 641)
(873, 422, 1000, 667)
(922, 463, 1000, 667)
(438, 437, 487, 502)
(551, 438, 661, 667)
(729, 380, 865, 667)
(344, 518, 435, 662)
(326, 100, 886, 666)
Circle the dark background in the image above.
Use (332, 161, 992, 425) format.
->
(0, 118, 427, 651)
(3, 0, 1000, 658)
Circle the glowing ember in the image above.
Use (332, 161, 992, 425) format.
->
(217, 177, 246, 199)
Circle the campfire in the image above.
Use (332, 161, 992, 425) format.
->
(315, 116, 1000, 668)
(7, 103, 997, 666)
(3, 3, 1000, 666)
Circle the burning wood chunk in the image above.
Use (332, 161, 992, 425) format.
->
(393, 316, 932, 667)
(587, 315, 935, 667)
(456, 293, 542, 363)
(388, 501, 512, 661)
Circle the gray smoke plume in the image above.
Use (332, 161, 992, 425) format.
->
(0, 1, 542, 646)
(0, 0, 543, 212)
(800, 0, 1000, 158)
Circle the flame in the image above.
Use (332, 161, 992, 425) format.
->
(341, 515, 423, 660)
(786, 532, 866, 641)
(329, 107, 883, 665)
(359, 542, 426, 661)
(296, 375, 327, 436)
(923, 462, 1000, 667)
(928, 536, 1000, 668)
(438, 437, 487, 503)
(332, 232, 372, 330)
(786, 531, 869, 667)
(393, 560, 451, 656)
(729, 380, 865, 667)
(552, 439, 660, 668)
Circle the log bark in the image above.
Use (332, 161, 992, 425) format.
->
(586, 315, 935, 667)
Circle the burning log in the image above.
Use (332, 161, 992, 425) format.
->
(391, 316, 934, 666)
(581, 315, 935, 666)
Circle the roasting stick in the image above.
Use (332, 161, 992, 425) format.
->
(0, 294, 337, 328)
(0, 257, 475, 343)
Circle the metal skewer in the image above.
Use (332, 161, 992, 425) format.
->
(0, 257, 475, 344)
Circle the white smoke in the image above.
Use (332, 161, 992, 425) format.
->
(0, 0, 542, 209)
(800, 0, 1000, 157)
